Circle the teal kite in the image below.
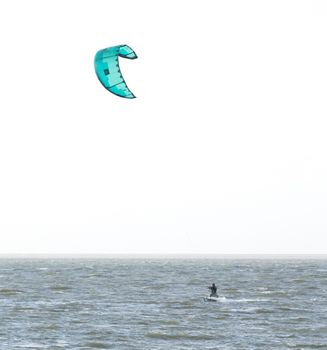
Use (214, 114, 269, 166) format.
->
(94, 45, 137, 99)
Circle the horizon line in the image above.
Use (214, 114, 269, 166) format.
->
(0, 253, 327, 259)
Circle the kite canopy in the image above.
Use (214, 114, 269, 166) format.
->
(94, 45, 137, 99)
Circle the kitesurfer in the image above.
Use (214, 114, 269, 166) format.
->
(208, 283, 218, 297)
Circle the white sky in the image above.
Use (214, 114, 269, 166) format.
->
(0, 0, 327, 255)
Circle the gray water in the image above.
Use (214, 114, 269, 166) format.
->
(0, 258, 326, 350)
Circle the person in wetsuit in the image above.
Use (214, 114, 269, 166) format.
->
(208, 283, 218, 297)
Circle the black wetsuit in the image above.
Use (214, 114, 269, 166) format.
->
(209, 284, 217, 296)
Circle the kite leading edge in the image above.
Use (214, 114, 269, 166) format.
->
(94, 45, 137, 99)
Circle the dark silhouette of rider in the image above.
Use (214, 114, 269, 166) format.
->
(208, 283, 218, 297)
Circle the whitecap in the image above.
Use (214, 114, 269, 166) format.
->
(17, 343, 48, 348)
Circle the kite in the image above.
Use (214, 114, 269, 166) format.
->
(94, 45, 137, 99)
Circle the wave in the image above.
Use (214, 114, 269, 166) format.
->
(146, 332, 214, 341)
(223, 297, 269, 303)
(288, 344, 327, 349)
(161, 319, 179, 325)
(83, 342, 111, 349)
(49, 285, 71, 292)
(0, 288, 24, 295)
(16, 343, 48, 348)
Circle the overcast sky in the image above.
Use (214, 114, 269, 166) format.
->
(0, 0, 326, 255)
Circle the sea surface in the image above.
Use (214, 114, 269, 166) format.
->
(0, 258, 326, 350)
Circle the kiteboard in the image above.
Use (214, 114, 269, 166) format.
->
(203, 295, 220, 302)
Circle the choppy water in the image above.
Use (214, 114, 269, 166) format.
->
(0, 258, 326, 349)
